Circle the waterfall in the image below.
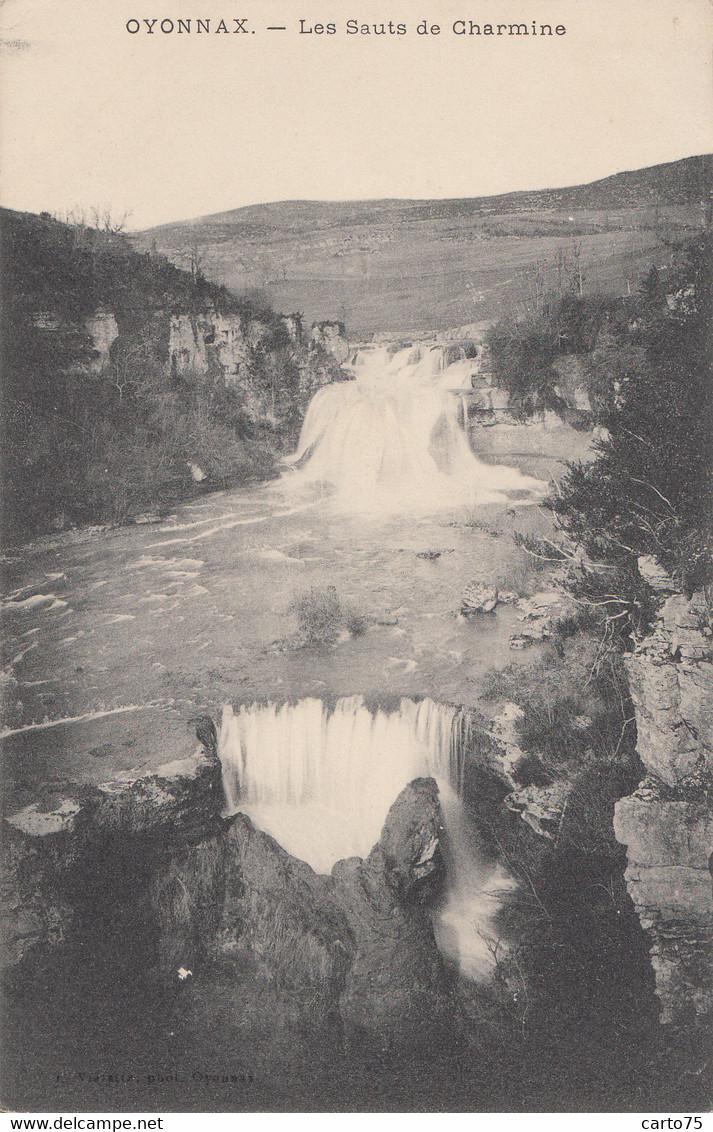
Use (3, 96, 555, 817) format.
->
(219, 695, 462, 869)
(218, 696, 510, 980)
(280, 342, 544, 512)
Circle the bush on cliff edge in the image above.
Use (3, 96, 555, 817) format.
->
(546, 235, 712, 635)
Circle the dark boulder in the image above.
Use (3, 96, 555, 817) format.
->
(334, 778, 454, 1048)
(148, 777, 453, 1047)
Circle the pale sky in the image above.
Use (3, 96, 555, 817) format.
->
(1, 0, 712, 230)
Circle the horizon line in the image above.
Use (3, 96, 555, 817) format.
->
(126, 151, 713, 233)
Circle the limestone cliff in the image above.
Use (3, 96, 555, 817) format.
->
(167, 312, 279, 382)
(83, 308, 119, 374)
(309, 320, 349, 364)
(334, 778, 450, 1046)
(613, 590, 713, 1024)
(3, 207, 352, 541)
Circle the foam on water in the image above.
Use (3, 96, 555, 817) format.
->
(218, 696, 511, 980)
(280, 342, 545, 514)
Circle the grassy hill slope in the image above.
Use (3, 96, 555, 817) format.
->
(132, 155, 712, 336)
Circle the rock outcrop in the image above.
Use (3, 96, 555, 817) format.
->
(460, 581, 499, 615)
(614, 782, 712, 1023)
(468, 378, 512, 417)
(84, 309, 119, 374)
(310, 320, 349, 364)
(614, 590, 713, 1024)
(167, 313, 210, 375)
(509, 591, 573, 648)
(150, 813, 353, 1009)
(481, 701, 571, 841)
(153, 777, 450, 1045)
(2, 748, 223, 970)
(334, 778, 450, 1046)
(167, 312, 258, 381)
(3, 747, 451, 1046)
(624, 593, 712, 785)
(145, 776, 451, 1048)
(551, 354, 592, 413)
(504, 781, 569, 840)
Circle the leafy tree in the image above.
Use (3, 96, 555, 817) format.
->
(486, 316, 562, 416)
(487, 292, 621, 416)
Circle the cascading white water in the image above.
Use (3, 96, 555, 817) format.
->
(281, 342, 544, 512)
(218, 696, 511, 980)
(219, 695, 460, 870)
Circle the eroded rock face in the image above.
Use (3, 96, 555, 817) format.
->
(614, 783, 713, 1023)
(333, 855, 449, 1047)
(1, 747, 223, 971)
(614, 590, 713, 1024)
(510, 591, 574, 649)
(484, 702, 570, 841)
(504, 782, 569, 840)
(335, 778, 451, 1046)
(310, 321, 349, 364)
(147, 777, 450, 1045)
(637, 555, 677, 595)
(625, 593, 712, 786)
(168, 314, 210, 375)
(369, 776, 444, 897)
(1, 834, 75, 970)
(150, 814, 353, 1010)
(90, 750, 224, 840)
(83, 309, 119, 374)
(5, 753, 452, 1048)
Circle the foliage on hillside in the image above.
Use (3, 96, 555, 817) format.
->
(482, 628, 636, 781)
(2, 208, 261, 322)
(546, 234, 712, 633)
(487, 291, 628, 416)
(1, 209, 317, 543)
(496, 234, 711, 636)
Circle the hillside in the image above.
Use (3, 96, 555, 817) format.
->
(132, 155, 712, 336)
(0, 208, 338, 543)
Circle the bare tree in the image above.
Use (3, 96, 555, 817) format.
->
(572, 239, 584, 297)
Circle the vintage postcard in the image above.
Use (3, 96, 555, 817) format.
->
(1, 0, 711, 1118)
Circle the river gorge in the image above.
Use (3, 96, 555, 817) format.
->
(2, 335, 710, 1113)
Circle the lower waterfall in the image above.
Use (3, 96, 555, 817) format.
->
(218, 696, 511, 980)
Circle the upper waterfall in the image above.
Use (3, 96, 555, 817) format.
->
(280, 341, 545, 513)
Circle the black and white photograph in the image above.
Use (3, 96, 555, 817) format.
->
(1, 0, 711, 1116)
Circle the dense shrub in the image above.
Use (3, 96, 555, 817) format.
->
(289, 586, 366, 646)
(557, 760, 641, 858)
(481, 629, 636, 774)
(486, 317, 562, 416)
(548, 234, 712, 628)
(487, 292, 622, 415)
(290, 586, 343, 645)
